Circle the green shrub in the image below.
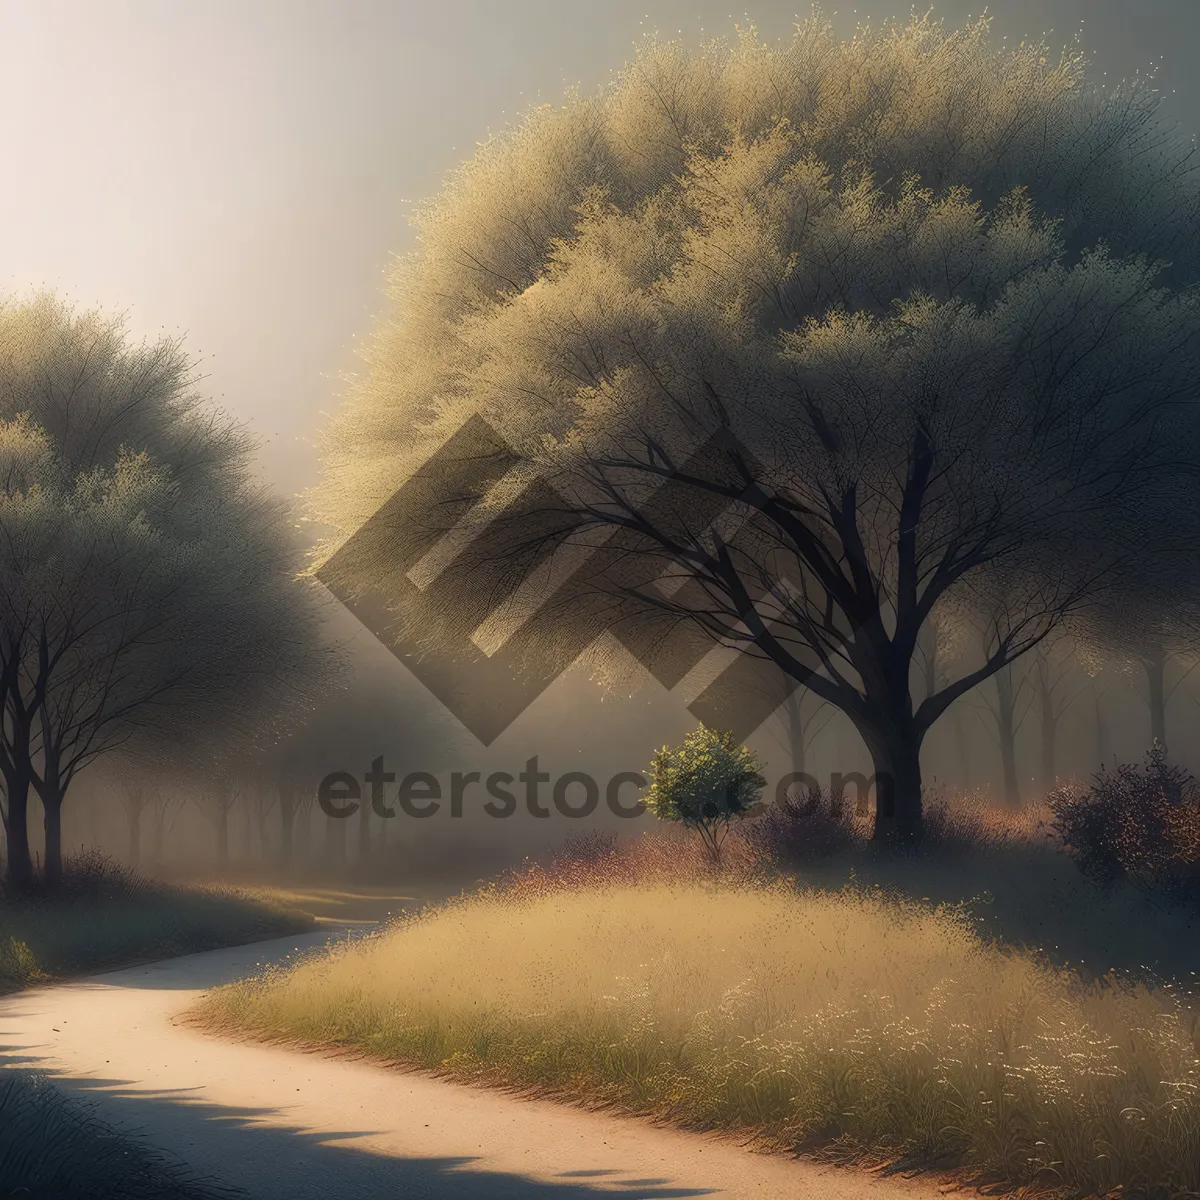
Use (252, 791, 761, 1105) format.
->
(0, 937, 41, 990)
(643, 727, 766, 860)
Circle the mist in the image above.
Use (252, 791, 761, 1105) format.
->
(3, 0, 1197, 501)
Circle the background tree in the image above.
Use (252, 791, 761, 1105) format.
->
(244, 650, 458, 875)
(148, 789, 186, 867)
(274, 765, 309, 867)
(316, 16, 1200, 843)
(976, 660, 1033, 809)
(249, 783, 276, 864)
(195, 766, 240, 868)
(118, 781, 151, 867)
(970, 609, 1037, 807)
(774, 686, 830, 781)
(1033, 636, 1085, 791)
(0, 296, 333, 888)
(1079, 550, 1200, 755)
(1130, 631, 1199, 754)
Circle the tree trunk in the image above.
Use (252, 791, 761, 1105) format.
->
(326, 810, 344, 867)
(844, 651, 927, 844)
(2, 702, 38, 892)
(920, 622, 938, 701)
(36, 768, 63, 892)
(279, 798, 294, 865)
(995, 665, 1020, 808)
(1037, 662, 1056, 792)
(1144, 652, 1168, 750)
(42, 789, 63, 887)
(358, 799, 371, 863)
(783, 689, 806, 775)
(128, 807, 141, 866)
(298, 800, 310, 863)
(791, 731, 806, 776)
(1095, 694, 1108, 768)
(34, 748, 66, 887)
(953, 707, 971, 788)
(256, 807, 270, 863)
(216, 808, 228, 866)
(867, 733, 924, 845)
(375, 801, 387, 855)
(1040, 710, 1056, 793)
(1000, 728, 1019, 808)
(3, 767, 34, 892)
(151, 807, 165, 864)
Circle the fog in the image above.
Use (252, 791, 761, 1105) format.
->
(3, 0, 1196, 496)
(47, 607, 1200, 885)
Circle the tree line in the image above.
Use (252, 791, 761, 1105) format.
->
(0, 298, 332, 891)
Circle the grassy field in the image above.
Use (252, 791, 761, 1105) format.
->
(0, 853, 314, 993)
(744, 787, 1200, 987)
(195, 858, 1200, 1198)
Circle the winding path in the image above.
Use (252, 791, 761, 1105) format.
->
(0, 930, 953, 1199)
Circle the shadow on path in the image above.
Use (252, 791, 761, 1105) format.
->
(0, 1058, 717, 1199)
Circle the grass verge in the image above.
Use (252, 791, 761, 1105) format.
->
(0, 1068, 240, 1199)
(193, 866, 1200, 1198)
(0, 851, 313, 993)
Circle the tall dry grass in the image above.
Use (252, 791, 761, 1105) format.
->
(197, 871, 1200, 1197)
(737, 785, 1196, 987)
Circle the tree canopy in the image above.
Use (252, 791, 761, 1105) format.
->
(316, 15, 1200, 841)
(644, 726, 767, 861)
(0, 296, 332, 887)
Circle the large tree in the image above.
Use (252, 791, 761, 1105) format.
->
(0, 297, 331, 888)
(316, 17, 1200, 842)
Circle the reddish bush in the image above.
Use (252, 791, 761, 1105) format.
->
(743, 780, 864, 864)
(1049, 745, 1200, 909)
(498, 825, 768, 901)
(921, 784, 1051, 852)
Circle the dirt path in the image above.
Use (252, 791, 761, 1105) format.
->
(0, 931, 952, 1199)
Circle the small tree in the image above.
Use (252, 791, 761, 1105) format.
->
(643, 727, 766, 862)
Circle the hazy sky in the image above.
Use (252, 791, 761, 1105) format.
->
(2, 0, 1197, 496)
